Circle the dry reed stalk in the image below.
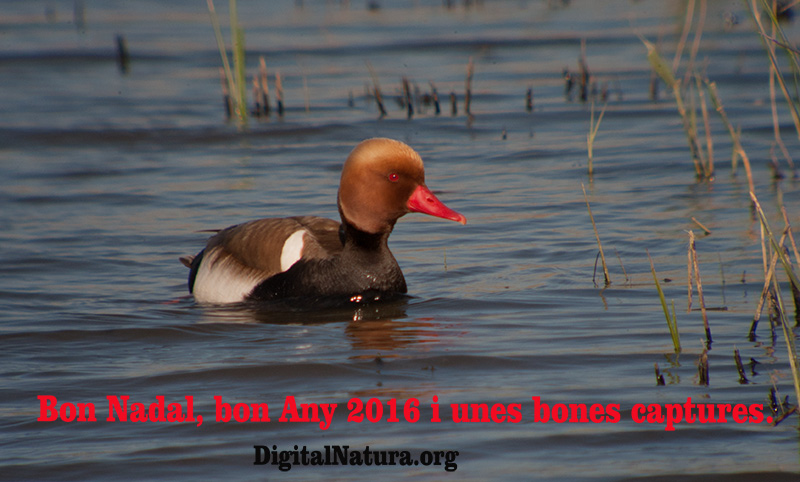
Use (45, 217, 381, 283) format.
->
(402, 77, 413, 119)
(689, 230, 712, 346)
(259, 56, 270, 116)
(672, 0, 695, 73)
(719, 254, 727, 306)
(579, 39, 590, 102)
(780, 206, 800, 316)
(582, 183, 610, 286)
(251, 75, 260, 116)
(641, 37, 706, 179)
(706, 81, 744, 174)
(691, 216, 711, 235)
(228, 0, 245, 119)
(696, 76, 714, 178)
(766, 4, 797, 175)
(564, 68, 574, 100)
(275, 71, 284, 116)
(782, 206, 800, 276)
(614, 248, 629, 285)
(738, 147, 756, 200)
(750, 192, 800, 407)
(697, 348, 709, 386)
(682, 0, 707, 85)
(751, 231, 786, 337)
(687, 235, 694, 312)
(208, 0, 243, 121)
(734, 348, 749, 384)
(749, 0, 800, 142)
(366, 61, 386, 117)
(587, 101, 607, 177)
(429, 82, 440, 115)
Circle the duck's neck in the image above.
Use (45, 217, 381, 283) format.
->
(339, 222, 407, 293)
(342, 222, 392, 252)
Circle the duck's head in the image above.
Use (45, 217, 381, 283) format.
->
(337, 138, 466, 234)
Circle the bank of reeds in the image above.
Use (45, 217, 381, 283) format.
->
(749, 193, 800, 414)
(641, 36, 714, 181)
(749, 0, 800, 178)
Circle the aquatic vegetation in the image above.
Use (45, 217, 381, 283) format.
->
(582, 183, 610, 287)
(750, 193, 800, 413)
(648, 250, 681, 354)
(207, 0, 247, 124)
(586, 101, 606, 177)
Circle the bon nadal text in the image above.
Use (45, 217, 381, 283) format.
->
(37, 395, 772, 431)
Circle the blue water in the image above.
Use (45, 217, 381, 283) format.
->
(2, 0, 800, 480)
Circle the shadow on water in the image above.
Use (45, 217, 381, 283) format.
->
(195, 293, 411, 325)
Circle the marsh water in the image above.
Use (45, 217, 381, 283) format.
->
(3, 0, 800, 480)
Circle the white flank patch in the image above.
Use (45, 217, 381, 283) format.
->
(280, 229, 306, 272)
(192, 249, 265, 304)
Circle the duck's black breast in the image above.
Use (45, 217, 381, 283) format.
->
(247, 227, 407, 302)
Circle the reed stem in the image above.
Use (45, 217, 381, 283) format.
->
(648, 249, 681, 355)
(582, 183, 610, 286)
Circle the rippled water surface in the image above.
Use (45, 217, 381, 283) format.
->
(3, 0, 800, 480)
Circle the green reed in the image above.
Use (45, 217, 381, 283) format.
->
(648, 250, 681, 354)
(208, 0, 247, 124)
(582, 183, 610, 287)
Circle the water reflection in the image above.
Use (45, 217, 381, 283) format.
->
(189, 295, 453, 354)
(346, 316, 442, 356)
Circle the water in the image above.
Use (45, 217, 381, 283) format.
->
(2, 0, 800, 480)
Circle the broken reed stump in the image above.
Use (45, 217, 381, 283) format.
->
(655, 363, 666, 386)
(579, 38, 590, 102)
(688, 230, 712, 347)
(115, 34, 130, 74)
(697, 348, 709, 386)
(564, 68, 574, 100)
(366, 61, 386, 117)
(691, 216, 711, 235)
(402, 77, 413, 119)
(525, 87, 533, 112)
(275, 70, 284, 117)
(251, 75, 261, 116)
(464, 57, 474, 116)
(734, 348, 748, 384)
(429, 82, 441, 115)
(220, 67, 232, 119)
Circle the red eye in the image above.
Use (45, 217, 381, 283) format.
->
(388, 173, 399, 182)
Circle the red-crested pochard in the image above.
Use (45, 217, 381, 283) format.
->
(181, 138, 466, 303)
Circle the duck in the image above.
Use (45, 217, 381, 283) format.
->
(180, 138, 466, 304)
